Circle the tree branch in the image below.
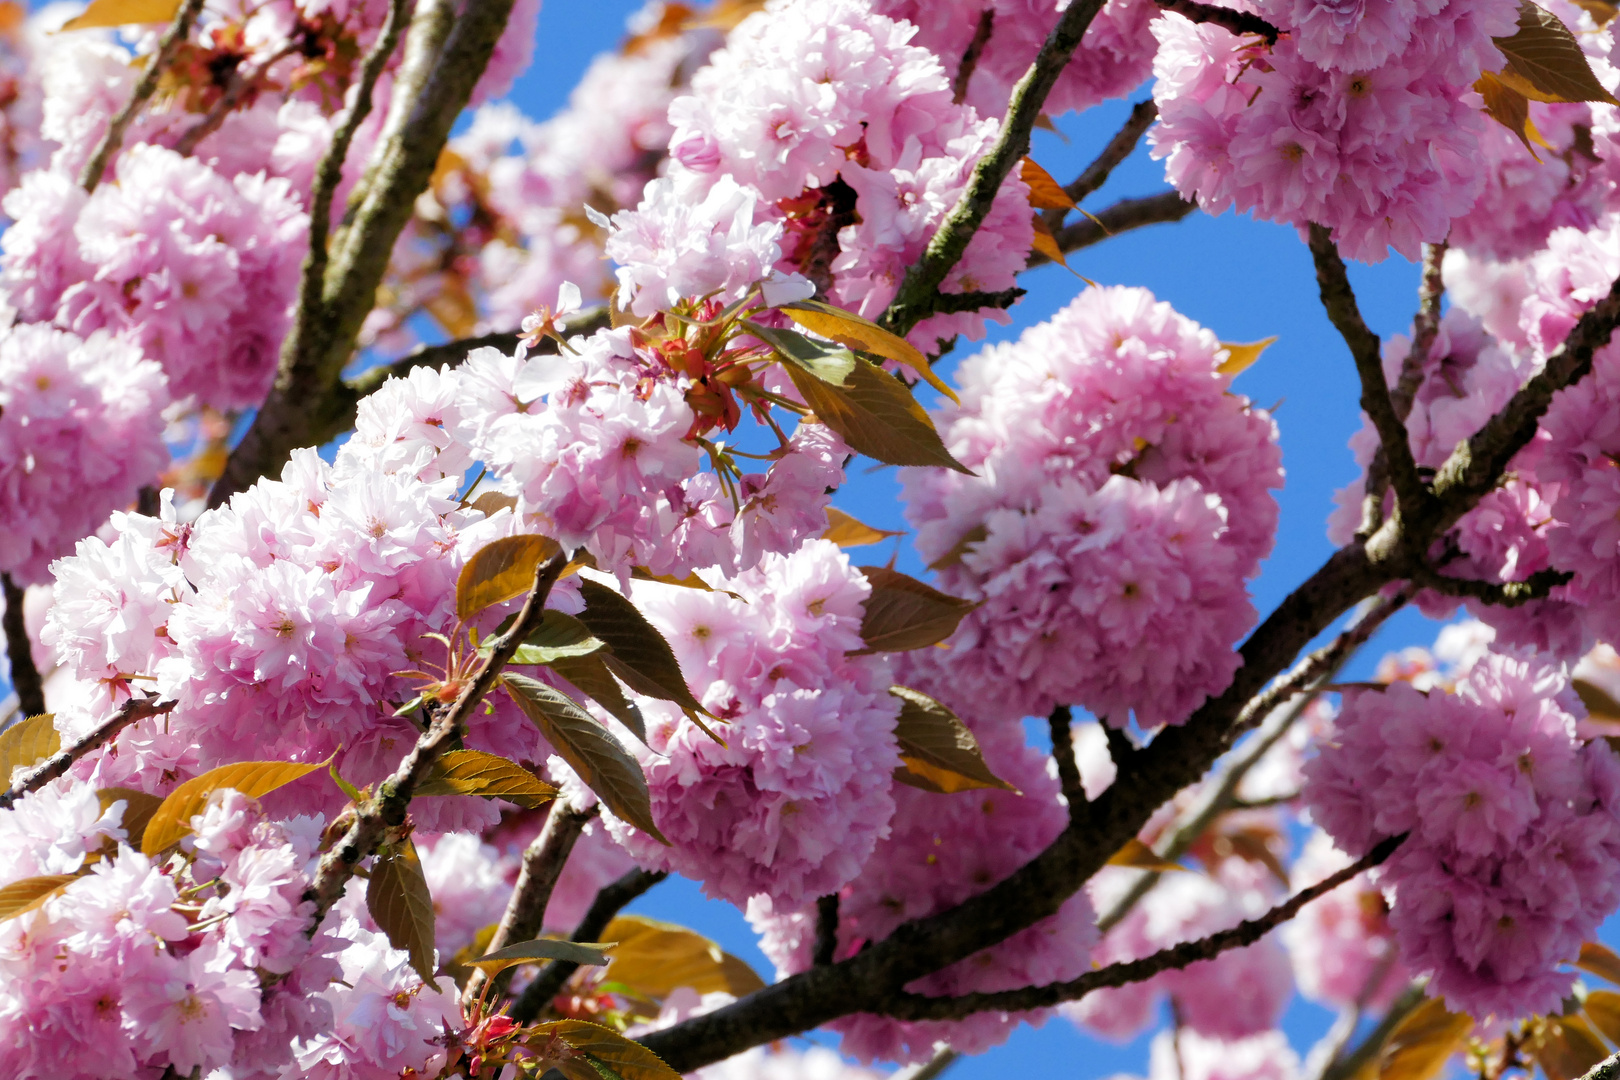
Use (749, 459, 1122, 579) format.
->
(303, 553, 566, 923)
(1152, 0, 1281, 43)
(1047, 705, 1083, 818)
(879, 834, 1404, 1019)
(1, 573, 44, 720)
(1579, 1051, 1620, 1080)
(1391, 241, 1448, 422)
(1307, 224, 1429, 534)
(1028, 190, 1196, 267)
(1410, 566, 1571, 607)
(210, 0, 520, 506)
(463, 799, 598, 1004)
(952, 9, 995, 105)
(1043, 99, 1157, 232)
(882, 0, 1109, 335)
(813, 894, 841, 967)
(77, 0, 208, 192)
(0, 695, 177, 810)
(172, 43, 300, 157)
(510, 867, 669, 1023)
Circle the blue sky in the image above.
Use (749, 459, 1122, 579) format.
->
(502, 4, 1452, 1077)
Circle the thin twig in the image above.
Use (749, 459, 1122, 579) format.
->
(462, 799, 598, 1004)
(172, 43, 300, 157)
(1095, 589, 1405, 934)
(1307, 224, 1429, 535)
(0, 696, 177, 809)
(1315, 982, 1428, 1080)
(882, 0, 1109, 335)
(303, 553, 567, 924)
(1, 573, 44, 720)
(1579, 1051, 1620, 1080)
(1029, 190, 1196, 267)
(1410, 565, 1571, 607)
(952, 9, 995, 105)
(1153, 0, 1280, 42)
(881, 835, 1405, 1019)
(1048, 705, 1083, 816)
(78, 0, 209, 192)
(1045, 99, 1157, 231)
(1392, 241, 1448, 423)
(511, 867, 669, 1024)
(899, 1047, 961, 1080)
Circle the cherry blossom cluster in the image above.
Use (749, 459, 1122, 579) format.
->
(901, 285, 1282, 729)
(1304, 648, 1620, 1017)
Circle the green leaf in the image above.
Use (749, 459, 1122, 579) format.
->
(852, 567, 978, 655)
(0, 713, 60, 783)
(456, 534, 562, 621)
(367, 838, 438, 984)
(96, 787, 164, 850)
(0, 874, 78, 920)
(549, 652, 648, 744)
(784, 355, 972, 474)
(143, 757, 331, 856)
(576, 580, 705, 715)
(778, 298, 959, 404)
(601, 914, 767, 999)
(822, 507, 905, 548)
(530, 1021, 683, 1080)
(503, 673, 668, 844)
(744, 320, 857, 386)
(414, 749, 559, 809)
(1493, 0, 1619, 105)
(328, 762, 365, 804)
(888, 686, 1018, 794)
(482, 609, 607, 666)
(469, 936, 617, 974)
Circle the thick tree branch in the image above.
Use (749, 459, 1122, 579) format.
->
(463, 800, 598, 1004)
(1308, 224, 1429, 534)
(1042, 99, 1157, 232)
(1, 573, 44, 720)
(1153, 0, 1281, 43)
(879, 834, 1404, 1019)
(511, 867, 668, 1023)
(304, 553, 566, 923)
(0, 696, 176, 810)
(77, 0, 208, 192)
(1028, 190, 1196, 267)
(882, 0, 1108, 335)
(813, 894, 841, 966)
(210, 0, 520, 506)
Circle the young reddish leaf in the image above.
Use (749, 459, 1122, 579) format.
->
(1583, 989, 1620, 1044)
(631, 566, 712, 592)
(888, 686, 1017, 794)
(503, 673, 668, 844)
(96, 787, 164, 850)
(745, 320, 858, 386)
(0, 712, 60, 782)
(1020, 156, 1077, 211)
(1371, 996, 1472, 1080)
(1493, 0, 1619, 105)
(455, 534, 562, 622)
(927, 524, 988, 571)
(413, 749, 559, 809)
(469, 936, 616, 974)
(142, 757, 331, 856)
(0, 874, 78, 920)
(576, 579, 705, 715)
(784, 355, 971, 474)
(548, 652, 648, 744)
(1216, 336, 1278, 378)
(367, 838, 438, 985)
(1578, 941, 1620, 986)
(1475, 70, 1555, 157)
(1106, 838, 1190, 874)
(1532, 1015, 1609, 1080)
(822, 507, 905, 548)
(531, 1020, 684, 1080)
(1572, 0, 1618, 27)
(1030, 213, 1071, 268)
(1575, 679, 1620, 720)
(468, 491, 519, 517)
(852, 567, 978, 655)
(778, 298, 959, 404)
(600, 914, 768, 999)
(58, 0, 178, 30)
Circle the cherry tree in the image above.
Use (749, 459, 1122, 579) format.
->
(1, 0, 1620, 1077)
